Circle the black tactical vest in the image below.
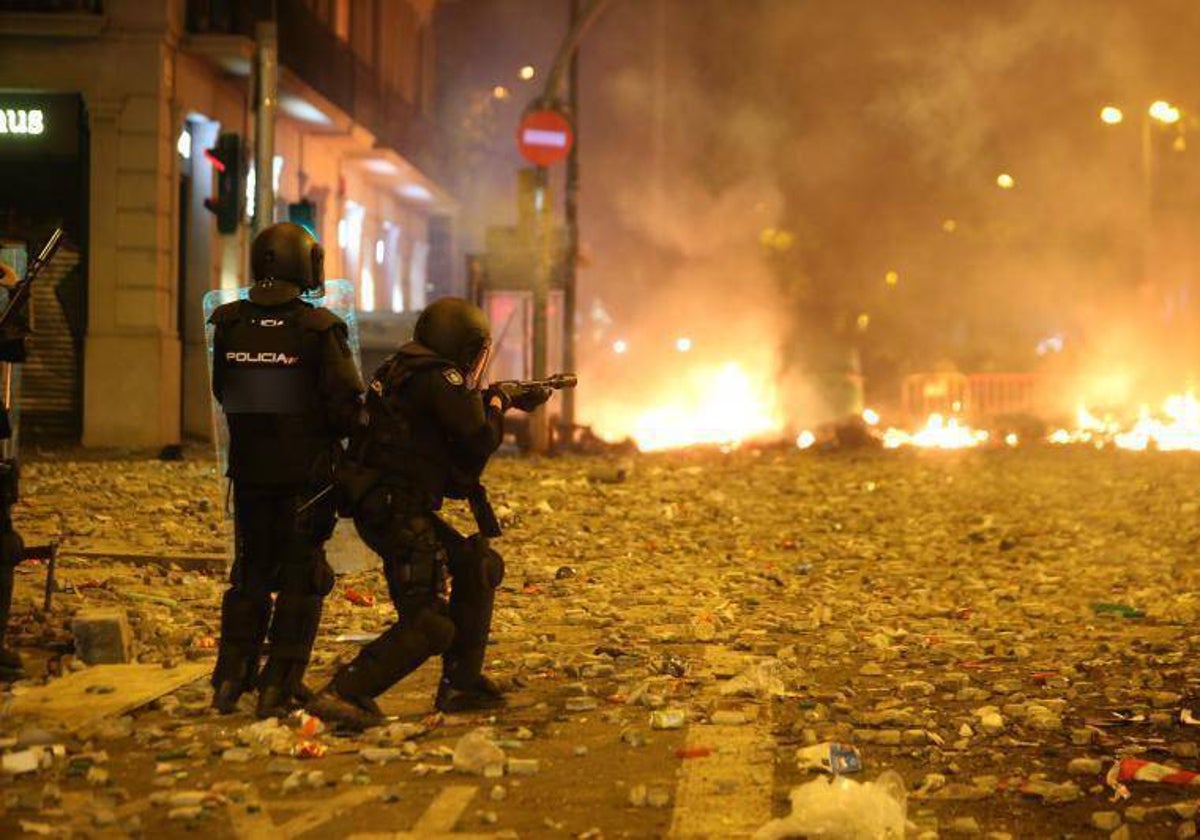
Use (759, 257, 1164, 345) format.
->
(348, 345, 452, 497)
(210, 298, 335, 485)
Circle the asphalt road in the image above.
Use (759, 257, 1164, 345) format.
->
(2, 446, 1200, 838)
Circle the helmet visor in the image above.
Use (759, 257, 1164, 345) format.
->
(466, 340, 493, 390)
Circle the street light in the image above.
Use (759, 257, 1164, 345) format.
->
(519, 65, 536, 81)
(1149, 100, 1181, 125)
(996, 172, 1015, 189)
(1100, 99, 1189, 303)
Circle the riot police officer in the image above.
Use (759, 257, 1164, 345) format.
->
(209, 222, 363, 717)
(308, 297, 550, 729)
(0, 259, 26, 680)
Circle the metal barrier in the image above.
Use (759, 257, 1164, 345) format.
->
(902, 372, 1043, 421)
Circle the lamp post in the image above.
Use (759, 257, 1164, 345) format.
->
(1100, 100, 1185, 289)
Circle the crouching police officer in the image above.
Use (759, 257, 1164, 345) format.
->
(308, 297, 550, 729)
(209, 222, 363, 717)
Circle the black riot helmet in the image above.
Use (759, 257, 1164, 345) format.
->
(249, 222, 325, 305)
(413, 297, 493, 386)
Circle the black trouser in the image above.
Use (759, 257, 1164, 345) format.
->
(0, 494, 22, 651)
(333, 485, 503, 699)
(212, 482, 336, 693)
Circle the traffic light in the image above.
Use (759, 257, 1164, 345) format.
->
(203, 133, 243, 235)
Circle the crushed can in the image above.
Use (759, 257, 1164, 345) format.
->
(795, 742, 863, 775)
(649, 709, 687, 730)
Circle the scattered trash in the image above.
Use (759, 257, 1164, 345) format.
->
(297, 711, 326, 738)
(649, 709, 687, 730)
(293, 741, 326, 760)
(720, 659, 789, 698)
(453, 729, 506, 776)
(675, 746, 713, 759)
(506, 758, 540, 776)
(2, 748, 49, 776)
(345, 587, 376, 607)
(655, 654, 689, 678)
(753, 771, 908, 839)
(1091, 603, 1145, 619)
(795, 742, 863, 775)
(1112, 757, 1200, 786)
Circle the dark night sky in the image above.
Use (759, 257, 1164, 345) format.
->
(438, 0, 1200, 421)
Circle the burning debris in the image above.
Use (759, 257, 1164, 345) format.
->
(1049, 392, 1200, 452)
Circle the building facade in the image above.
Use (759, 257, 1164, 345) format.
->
(0, 0, 456, 447)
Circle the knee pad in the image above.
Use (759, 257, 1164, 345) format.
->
(453, 536, 504, 590)
(482, 545, 504, 589)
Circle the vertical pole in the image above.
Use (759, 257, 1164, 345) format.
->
(562, 0, 581, 430)
(253, 16, 278, 236)
(529, 166, 551, 453)
(1142, 113, 1153, 287)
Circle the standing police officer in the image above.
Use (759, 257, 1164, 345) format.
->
(0, 259, 27, 680)
(309, 297, 550, 729)
(209, 222, 363, 717)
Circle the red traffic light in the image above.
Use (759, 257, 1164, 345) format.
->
(204, 147, 227, 173)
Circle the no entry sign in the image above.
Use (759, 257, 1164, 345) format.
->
(517, 108, 574, 167)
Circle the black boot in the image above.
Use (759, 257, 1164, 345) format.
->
(211, 589, 271, 714)
(439, 536, 502, 711)
(256, 594, 322, 719)
(435, 673, 505, 713)
(0, 530, 24, 681)
(306, 680, 386, 732)
(309, 608, 451, 729)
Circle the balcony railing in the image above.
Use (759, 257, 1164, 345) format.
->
(186, 0, 434, 172)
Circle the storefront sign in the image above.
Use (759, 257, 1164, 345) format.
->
(0, 94, 81, 159)
(0, 109, 45, 136)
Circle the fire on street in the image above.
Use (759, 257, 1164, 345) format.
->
(2, 446, 1200, 836)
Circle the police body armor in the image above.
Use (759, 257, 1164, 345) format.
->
(212, 298, 337, 486)
(337, 346, 450, 512)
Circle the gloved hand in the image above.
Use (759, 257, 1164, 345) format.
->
(510, 385, 552, 413)
(483, 385, 512, 412)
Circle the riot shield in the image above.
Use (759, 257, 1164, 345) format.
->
(0, 243, 26, 458)
(203, 280, 375, 573)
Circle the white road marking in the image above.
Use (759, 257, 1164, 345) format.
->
(348, 784, 492, 840)
(227, 785, 383, 839)
(669, 649, 776, 838)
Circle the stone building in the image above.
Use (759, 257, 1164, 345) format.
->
(0, 0, 456, 447)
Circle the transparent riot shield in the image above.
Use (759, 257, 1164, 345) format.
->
(0, 243, 27, 460)
(203, 280, 375, 573)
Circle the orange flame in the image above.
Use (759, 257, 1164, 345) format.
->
(882, 413, 989, 450)
(1050, 392, 1200, 451)
(593, 361, 783, 451)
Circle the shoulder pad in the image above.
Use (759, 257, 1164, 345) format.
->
(207, 300, 244, 326)
(294, 306, 345, 333)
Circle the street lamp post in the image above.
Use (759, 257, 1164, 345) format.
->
(1100, 100, 1184, 290)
